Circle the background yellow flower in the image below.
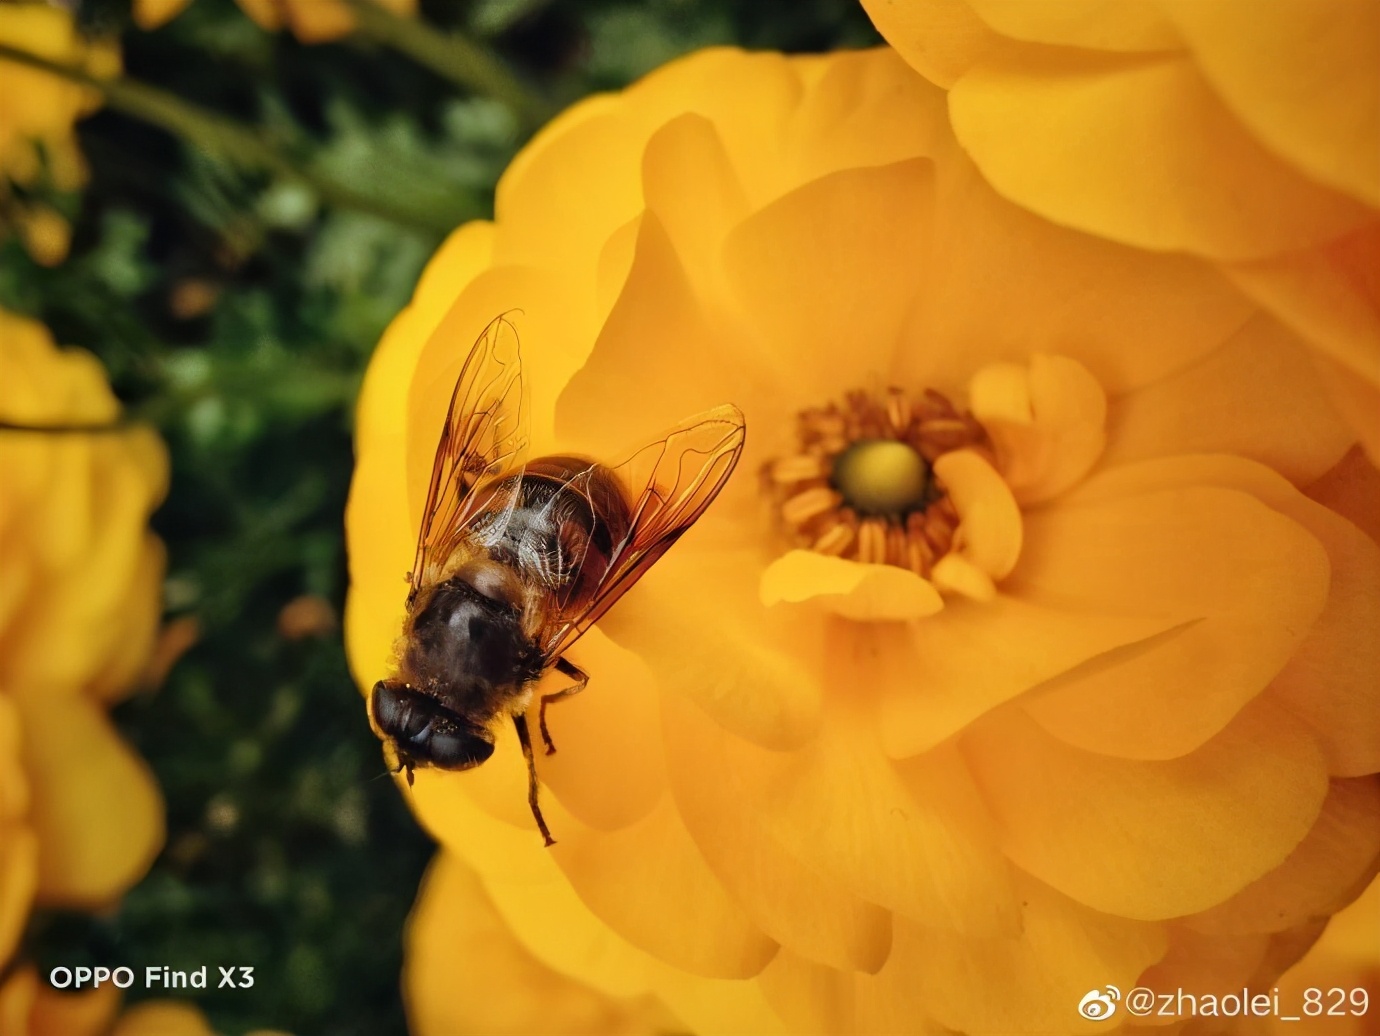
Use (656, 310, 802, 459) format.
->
(347, 45, 1379, 1034)
(133, 0, 417, 44)
(0, 3, 117, 265)
(0, 308, 166, 1010)
(860, 0, 1380, 463)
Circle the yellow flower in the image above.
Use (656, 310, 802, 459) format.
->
(0, 309, 166, 978)
(133, 0, 417, 45)
(346, 47, 1380, 1034)
(860, 0, 1380, 462)
(0, 975, 252, 1036)
(0, 965, 121, 1036)
(0, 3, 118, 266)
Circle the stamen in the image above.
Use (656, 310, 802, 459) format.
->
(857, 519, 886, 565)
(771, 454, 826, 484)
(813, 521, 855, 556)
(782, 486, 841, 526)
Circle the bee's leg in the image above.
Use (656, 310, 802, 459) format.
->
(513, 714, 556, 847)
(539, 657, 589, 755)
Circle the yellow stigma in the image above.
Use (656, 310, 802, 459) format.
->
(831, 439, 930, 517)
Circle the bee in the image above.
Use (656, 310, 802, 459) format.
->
(369, 315, 746, 845)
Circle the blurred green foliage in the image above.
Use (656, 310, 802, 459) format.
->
(2, 0, 877, 1032)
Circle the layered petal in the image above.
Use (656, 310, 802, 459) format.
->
(949, 49, 1372, 261)
(405, 854, 669, 1036)
(1102, 314, 1352, 485)
(760, 552, 943, 622)
(1160, 0, 1380, 209)
(969, 354, 1107, 504)
(881, 875, 1166, 1035)
(1184, 777, 1380, 937)
(661, 692, 892, 974)
(965, 702, 1328, 919)
(1014, 472, 1329, 760)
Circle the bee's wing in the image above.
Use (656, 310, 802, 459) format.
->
(539, 404, 746, 661)
(409, 315, 528, 603)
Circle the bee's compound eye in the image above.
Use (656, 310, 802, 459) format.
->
(371, 680, 495, 770)
(372, 680, 424, 739)
(426, 728, 496, 769)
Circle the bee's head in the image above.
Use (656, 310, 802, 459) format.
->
(370, 680, 495, 771)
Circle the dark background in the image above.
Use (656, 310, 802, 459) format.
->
(2, 1, 877, 1033)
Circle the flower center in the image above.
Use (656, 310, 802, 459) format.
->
(765, 387, 992, 574)
(831, 439, 930, 517)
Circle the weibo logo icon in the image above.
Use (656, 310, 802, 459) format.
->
(1078, 986, 1121, 1021)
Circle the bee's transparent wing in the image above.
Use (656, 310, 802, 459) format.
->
(409, 315, 527, 604)
(539, 404, 746, 661)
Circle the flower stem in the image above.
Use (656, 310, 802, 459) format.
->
(342, 0, 552, 131)
(0, 41, 454, 235)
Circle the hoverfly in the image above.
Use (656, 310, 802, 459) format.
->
(370, 315, 746, 845)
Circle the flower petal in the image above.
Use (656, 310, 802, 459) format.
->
(531, 628, 666, 832)
(859, 0, 1005, 88)
(759, 551, 943, 622)
(876, 594, 1165, 759)
(36, 983, 126, 1036)
(932, 449, 1022, 579)
(1224, 223, 1380, 395)
(641, 114, 748, 303)
(555, 211, 776, 466)
(966, 0, 1181, 51)
(1268, 508, 1380, 778)
(480, 854, 656, 1000)
(1045, 454, 1380, 775)
(1307, 445, 1380, 549)
(626, 48, 805, 210)
(893, 151, 1255, 397)
(964, 701, 1328, 919)
(1184, 777, 1380, 936)
(0, 825, 35, 964)
(950, 50, 1373, 260)
(0, 969, 37, 1035)
(787, 48, 951, 183)
(969, 354, 1107, 504)
(405, 853, 668, 1036)
(555, 795, 778, 979)
(130, 0, 191, 29)
(600, 548, 824, 750)
(1160, 0, 1380, 208)
(407, 745, 559, 882)
(758, 950, 861, 1036)
(927, 553, 994, 602)
(19, 693, 163, 907)
(877, 876, 1167, 1036)
(0, 967, 121, 1036)
(497, 49, 805, 272)
(1312, 352, 1380, 466)
(763, 703, 1021, 938)
(661, 691, 893, 974)
(1015, 477, 1330, 760)
(1102, 314, 1352, 485)
(1136, 925, 1268, 1002)
(722, 159, 934, 406)
(645, 960, 789, 1036)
